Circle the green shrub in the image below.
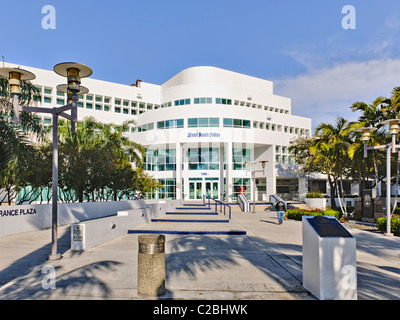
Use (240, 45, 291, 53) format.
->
(377, 215, 400, 235)
(306, 192, 323, 198)
(285, 208, 341, 221)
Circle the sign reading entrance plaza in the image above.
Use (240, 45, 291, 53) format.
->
(0, 208, 37, 217)
(187, 132, 221, 138)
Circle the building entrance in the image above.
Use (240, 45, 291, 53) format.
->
(188, 178, 219, 200)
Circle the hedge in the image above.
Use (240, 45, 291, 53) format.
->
(377, 215, 400, 235)
(286, 208, 342, 221)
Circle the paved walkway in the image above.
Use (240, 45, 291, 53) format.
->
(1, 207, 400, 300)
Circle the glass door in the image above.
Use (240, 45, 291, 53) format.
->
(205, 180, 219, 199)
(212, 181, 218, 199)
(189, 181, 203, 200)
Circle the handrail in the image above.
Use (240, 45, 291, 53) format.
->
(203, 195, 232, 219)
(237, 194, 250, 212)
(269, 194, 287, 207)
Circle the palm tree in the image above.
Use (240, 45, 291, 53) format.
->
(313, 117, 352, 214)
(56, 116, 145, 202)
(0, 76, 44, 204)
(350, 98, 387, 198)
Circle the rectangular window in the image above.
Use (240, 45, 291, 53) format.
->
(188, 118, 198, 127)
(86, 103, 93, 109)
(95, 104, 102, 111)
(104, 105, 110, 112)
(188, 148, 219, 171)
(56, 98, 64, 105)
(115, 107, 121, 113)
(44, 88, 52, 95)
(223, 118, 233, 127)
(44, 96, 51, 104)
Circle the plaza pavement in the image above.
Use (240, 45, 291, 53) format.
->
(0, 205, 400, 300)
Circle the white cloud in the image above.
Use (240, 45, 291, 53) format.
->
(275, 59, 400, 130)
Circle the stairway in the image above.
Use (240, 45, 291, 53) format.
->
(128, 202, 246, 235)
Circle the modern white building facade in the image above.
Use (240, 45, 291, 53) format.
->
(4, 62, 316, 202)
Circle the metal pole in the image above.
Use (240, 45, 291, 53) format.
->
(48, 112, 62, 260)
(385, 146, 394, 236)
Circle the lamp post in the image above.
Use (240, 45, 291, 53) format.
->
(355, 120, 400, 237)
(245, 160, 267, 213)
(0, 62, 92, 259)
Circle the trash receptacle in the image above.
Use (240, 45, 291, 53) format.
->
(302, 216, 357, 300)
(138, 234, 166, 296)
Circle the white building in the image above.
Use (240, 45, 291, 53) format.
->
(4, 62, 319, 202)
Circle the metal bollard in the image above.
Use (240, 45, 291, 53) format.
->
(137, 234, 166, 296)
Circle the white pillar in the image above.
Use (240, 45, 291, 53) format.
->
(299, 177, 307, 201)
(175, 142, 182, 200)
(225, 142, 233, 202)
(219, 143, 224, 201)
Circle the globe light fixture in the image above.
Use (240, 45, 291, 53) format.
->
(354, 127, 377, 142)
(0, 67, 36, 124)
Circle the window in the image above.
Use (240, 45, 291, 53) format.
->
(157, 178, 176, 199)
(86, 95, 93, 101)
(137, 123, 154, 132)
(194, 97, 212, 104)
(188, 118, 219, 128)
(56, 90, 64, 97)
(115, 107, 121, 113)
(123, 108, 129, 114)
(157, 119, 184, 129)
(95, 96, 102, 102)
(174, 99, 191, 106)
(143, 149, 176, 172)
(104, 105, 110, 112)
(44, 88, 52, 95)
(216, 98, 232, 105)
(44, 96, 52, 104)
(56, 98, 64, 105)
(86, 103, 93, 109)
(95, 104, 102, 111)
(233, 178, 251, 200)
(115, 99, 121, 105)
(223, 118, 250, 128)
(223, 118, 233, 127)
(233, 148, 251, 170)
(188, 148, 219, 170)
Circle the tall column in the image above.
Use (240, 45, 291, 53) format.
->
(219, 144, 224, 201)
(225, 142, 233, 202)
(175, 142, 182, 200)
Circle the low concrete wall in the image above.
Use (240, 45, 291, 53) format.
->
(70, 199, 181, 250)
(305, 198, 327, 210)
(0, 199, 181, 238)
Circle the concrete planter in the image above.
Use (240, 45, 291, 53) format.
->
(305, 198, 327, 210)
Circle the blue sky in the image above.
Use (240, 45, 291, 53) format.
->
(1, 0, 400, 130)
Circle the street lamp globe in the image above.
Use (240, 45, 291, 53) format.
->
(53, 62, 92, 93)
(354, 127, 377, 142)
(0, 67, 36, 95)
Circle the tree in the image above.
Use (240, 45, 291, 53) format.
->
(56, 117, 146, 202)
(0, 76, 44, 204)
(350, 98, 387, 198)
